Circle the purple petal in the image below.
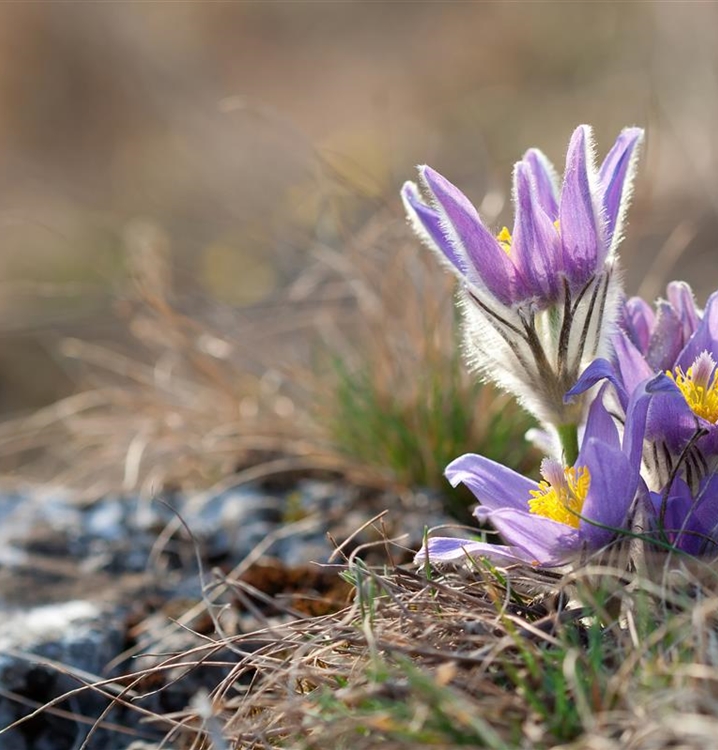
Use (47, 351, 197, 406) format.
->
(678, 290, 718, 368)
(579, 439, 634, 547)
(691, 473, 718, 549)
(629, 373, 679, 460)
(482, 508, 579, 566)
(623, 296, 655, 354)
(559, 125, 604, 287)
(511, 161, 562, 300)
(420, 166, 518, 305)
(523, 148, 559, 220)
(667, 281, 699, 343)
(614, 331, 654, 401)
(645, 300, 684, 372)
(446, 453, 538, 514)
(401, 181, 464, 272)
(598, 127, 643, 247)
(650, 480, 705, 555)
(578, 387, 620, 455)
(643, 375, 708, 453)
(414, 537, 529, 566)
(565, 356, 629, 409)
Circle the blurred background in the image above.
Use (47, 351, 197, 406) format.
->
(0, 1, 716, 488)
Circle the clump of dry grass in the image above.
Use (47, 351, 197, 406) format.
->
(180, 551, 718, 748)
(17, 541, 717, 750)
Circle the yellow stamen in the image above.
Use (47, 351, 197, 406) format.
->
(528, 466, 590, 528)
(667, 360, 718, 424)
(496, 226, 512, 255)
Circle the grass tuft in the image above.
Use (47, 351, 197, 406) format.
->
(8, 538, 718, 748)
(326, 351, 534, 520)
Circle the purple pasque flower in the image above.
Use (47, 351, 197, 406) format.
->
(403, 125, 642, 306)
(563, 348, 718, 559)
(570, 285, 718, 492)
(584, 283, 718, 557)
(614, 282, 718, 462)
(402, 125, 643, 427)
(415, 384, 650, 568)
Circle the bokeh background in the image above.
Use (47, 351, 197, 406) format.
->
(0, 1, 717, 420)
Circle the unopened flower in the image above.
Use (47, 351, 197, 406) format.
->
(402, 125, 643, 439)
(415, 387, 650, 567)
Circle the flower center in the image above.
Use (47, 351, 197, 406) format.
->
(667, 351, 718, 424)
(528, 461, 590, 528)
(496, 226, 512, 256)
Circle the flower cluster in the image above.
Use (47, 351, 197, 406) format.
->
(404, 124, 718, 567)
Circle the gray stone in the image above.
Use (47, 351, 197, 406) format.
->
(0, 600, 139, 750)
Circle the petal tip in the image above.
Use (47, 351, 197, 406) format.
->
(401, 180, 422, 206)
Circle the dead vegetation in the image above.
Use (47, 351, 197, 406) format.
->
(141, 548, 718, 749)
(7, 539, 718, 750)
